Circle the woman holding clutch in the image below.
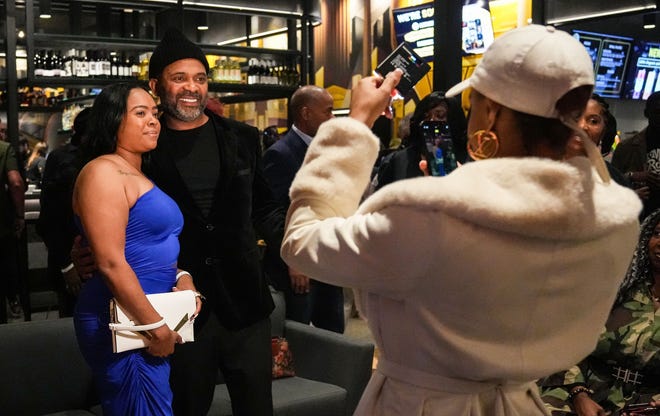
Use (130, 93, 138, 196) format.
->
(72, 82, 201, 416)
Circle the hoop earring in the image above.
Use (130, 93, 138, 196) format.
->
(467, 129, 499, 160)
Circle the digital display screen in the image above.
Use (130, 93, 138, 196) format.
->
(392, 3, 435, 61)
(573, 30, 633, 99)
(392, 1, 494, 62)
(462, 1, 494, 55)
(622, 40, 660, 100)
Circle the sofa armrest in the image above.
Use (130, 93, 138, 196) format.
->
(284, 319, 374, 416)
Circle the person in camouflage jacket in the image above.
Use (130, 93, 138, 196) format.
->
(539, 209, 660, 415)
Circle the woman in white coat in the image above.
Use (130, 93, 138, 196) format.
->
(281, 25, 641, 415)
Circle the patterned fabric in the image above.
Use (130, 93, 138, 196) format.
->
(271, 337, 295, 379)
(616, 209, 660, 307)
(539, 209, 660, 415)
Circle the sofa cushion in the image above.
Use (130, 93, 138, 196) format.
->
(210, 376, 347, 416)
(0, 318, 97, 416)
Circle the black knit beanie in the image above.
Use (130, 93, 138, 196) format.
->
(148, 27, 210, 79)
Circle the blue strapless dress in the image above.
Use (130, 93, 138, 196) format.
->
(73, 185, 183, 416)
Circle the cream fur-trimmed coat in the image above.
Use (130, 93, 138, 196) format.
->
(281, 118, 641, 416)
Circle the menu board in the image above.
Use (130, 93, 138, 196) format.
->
(622, 40, 660, 100)
(392, 3, 436, 61)
(392, 1, 494, 62)
(573, 30, 633, 99)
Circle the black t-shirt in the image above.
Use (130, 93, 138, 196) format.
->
(162, 120, 219, 217)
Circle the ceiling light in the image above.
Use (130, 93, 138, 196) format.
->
(39, 0, 52, 19)
(644, 13, 656, 29)
(197, 13, 209, 31)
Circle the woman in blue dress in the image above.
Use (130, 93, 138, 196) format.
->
(72, 82, 201, 415)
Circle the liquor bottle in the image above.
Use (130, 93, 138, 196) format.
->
(100, 50, 112, 78)
(232, 59, 241, 83)
(87, 50, 99, 78)
(77, 50, 90, 78)
(43, 50, 54, 77)
(130, 55, 140, 79)
(121, 54, 132, 78)
(34, 50, 44, 77)
(219, 57, 229, 82)
(290, 64, 300, 86)
(111, 54, 120, 78)
(138, 53, 150, 81)
(58, 51, 67, 76)
(63, 49, 76, 77)
(212, 58, 223, 83)
(247, 58, 258, 85)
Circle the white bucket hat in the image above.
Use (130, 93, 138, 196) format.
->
(446, 24, 595, 119)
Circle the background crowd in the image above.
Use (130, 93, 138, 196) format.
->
(2, 23, 660, 416)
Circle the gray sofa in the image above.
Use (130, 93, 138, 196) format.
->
(0, 289, 374, 416)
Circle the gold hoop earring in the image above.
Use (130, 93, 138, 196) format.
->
(467, 130, 499, 160)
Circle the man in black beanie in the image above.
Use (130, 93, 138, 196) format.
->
(146, 27, 281, 415)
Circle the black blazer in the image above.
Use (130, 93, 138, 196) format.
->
(261, 129, 308, 290)
(145, 110, 282, 330)
(37, 143, 83, 268)
(262, 129, 308, 206)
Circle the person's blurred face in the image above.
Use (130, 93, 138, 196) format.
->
(648, 222, 660, 273)
(116, 88, 161, 154)
(424, 103, 448, 123)
(154, 58, 208, 123)
(578, 98, 605, 146)
(304, 91, 334, 136)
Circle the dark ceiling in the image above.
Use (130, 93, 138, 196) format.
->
(557, 11, 660, 42)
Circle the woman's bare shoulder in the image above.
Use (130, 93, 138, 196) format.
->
(76, 156, 124, 189)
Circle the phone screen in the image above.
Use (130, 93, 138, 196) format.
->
(421, 121, 458, 176)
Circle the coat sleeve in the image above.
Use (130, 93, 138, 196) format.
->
(280, 118, 434, 293)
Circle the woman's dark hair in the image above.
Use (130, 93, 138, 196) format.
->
(515, 85, 592, 157)
(70, 107, 92, 147)
(614, 208, 660, 307)
(590, 93, 617, 155)
(82, 81, 149, 161)
(407, 91, 468, 163)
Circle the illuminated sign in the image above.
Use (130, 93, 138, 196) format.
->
(573, 30, 633, 99)
(392, 1, 494, 61)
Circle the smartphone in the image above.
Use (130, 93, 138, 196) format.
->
(420, 121, 458, 176)
(375, 42, 431, 99)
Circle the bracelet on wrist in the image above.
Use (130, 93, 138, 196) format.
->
(567, 386, 593, 402)
(176, 270, 191, 282)
(61, 263, 75, 274)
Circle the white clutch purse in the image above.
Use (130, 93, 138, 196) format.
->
(108, 290, 197, 353)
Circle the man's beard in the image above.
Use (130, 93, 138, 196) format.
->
(160, 91, 208, 122)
